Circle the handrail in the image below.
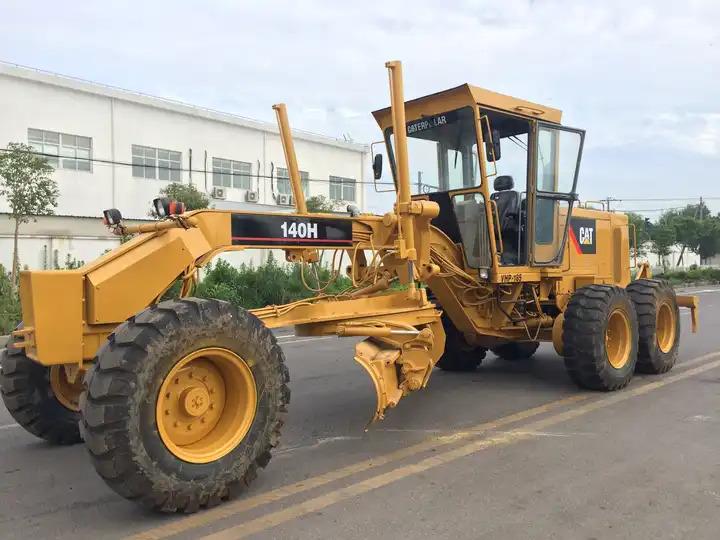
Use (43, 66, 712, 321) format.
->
(490, 199, 504, 255)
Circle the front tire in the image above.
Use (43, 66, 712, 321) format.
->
(563, 285, 639, 391)
(80, 298, 290, 513)
(0, 341, 82, 445)
(491, 342, 539, 361)
(435, 315, 486, 372)
(626, 279, 679, 374)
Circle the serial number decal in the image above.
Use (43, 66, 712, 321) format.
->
(231, 214, 353, 247)
(280, 221, 317, 239)
(500, 273, 522, 283)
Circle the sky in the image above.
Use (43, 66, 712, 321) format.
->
(0, 0, 718, 215)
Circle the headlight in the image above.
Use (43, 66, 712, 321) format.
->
(152, 197, 170, 218)
(102, 208, 123, 227)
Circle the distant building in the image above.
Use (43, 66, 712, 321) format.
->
(0, 62, 368, 270)
(638, 242, 703, 269)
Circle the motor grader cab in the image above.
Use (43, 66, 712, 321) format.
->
(0, 61, 699, 513)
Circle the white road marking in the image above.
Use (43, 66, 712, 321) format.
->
(496, 430, 588, 438)
(686, 415, 715, 423)
(281, 336, 336, 345)
(275, 435, 364, 455)
(276, 334, 296, 339)
(0, 423, 20, 431)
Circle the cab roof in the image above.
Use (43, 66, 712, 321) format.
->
(372, 83, 562, 130)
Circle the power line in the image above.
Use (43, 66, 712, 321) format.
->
(0, 147, 397, 187)
(615, 207, 687, 213)
(4, 147, 719, 202)
(609, 196, 720, 202)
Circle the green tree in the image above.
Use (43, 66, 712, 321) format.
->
(649, 221, 676, 269)
(306, 195, 337, 213)
(694, 217, 720, 261)
(0, 142, 59, 286)
(626, 212, 650, 258)
(658, 203, 720, 265)
(157, 182, 210, 211)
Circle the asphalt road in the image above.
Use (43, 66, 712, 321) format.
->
(1, 287, 720, 539)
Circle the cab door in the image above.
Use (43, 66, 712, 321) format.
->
(530, 122, 585, 266)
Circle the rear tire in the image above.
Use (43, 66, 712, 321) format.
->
(435, 315, 486, 372)
(626, 279, 679, 374)
(491, 342, 539, 361)
(563, 285, 638, 391)
(0, 338, 82, 445)
(80, 298, 290, 513)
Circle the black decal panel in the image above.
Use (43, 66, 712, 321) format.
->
(569, 217, 596, 255)
(406, 110, 459, 135)
(231, 214, 353, 247)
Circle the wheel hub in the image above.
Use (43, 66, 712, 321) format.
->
(49, 365, 84, 412)
(605, 309, 631, 369)
(156, 348, 257, 463)
(181, 386, 210, 417)
(656, 301, 676, 353)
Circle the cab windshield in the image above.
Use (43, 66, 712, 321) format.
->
(386, 107, 479, 194)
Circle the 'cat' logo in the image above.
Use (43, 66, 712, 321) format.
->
(579, 227, 594, 245)
(569, 218, 597, 254)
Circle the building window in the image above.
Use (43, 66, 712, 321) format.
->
(277, 168, 309, 196)
(329, 175, 356, 201)
(28, 129, 92, 171)
(131, 145, 181, 181)
(212, 158, 252, 189)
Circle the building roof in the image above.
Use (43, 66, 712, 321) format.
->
(0, 61, 368, 153)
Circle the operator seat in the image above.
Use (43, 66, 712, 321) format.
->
(490, 175, 521, 264)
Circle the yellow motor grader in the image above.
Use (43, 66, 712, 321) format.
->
(0, 61, 699, 513)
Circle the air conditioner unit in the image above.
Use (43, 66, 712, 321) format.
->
(211, 186, 227, 200)
(245, 191, 259, 203)
(277, 193, 293, 206)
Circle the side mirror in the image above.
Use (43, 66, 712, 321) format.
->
(372, 153, 383, 180)
(485, 128, 501, 162)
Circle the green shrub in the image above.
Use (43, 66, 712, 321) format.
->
(166, 253, 352, 309)
(656, 266, 720, 285)
(0, 265, 21, 334)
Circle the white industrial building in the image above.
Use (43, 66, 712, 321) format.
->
(0, 62, 368, 271)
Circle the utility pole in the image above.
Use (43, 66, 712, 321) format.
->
(700, 196, 704, 220)
(417, 171, 423, 194)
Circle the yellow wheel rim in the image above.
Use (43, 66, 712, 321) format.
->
(49, 366, 83, 412)
(605, 309, 632, 369)
(156, 347, 257, 464)
(656, 302, 676, 353)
